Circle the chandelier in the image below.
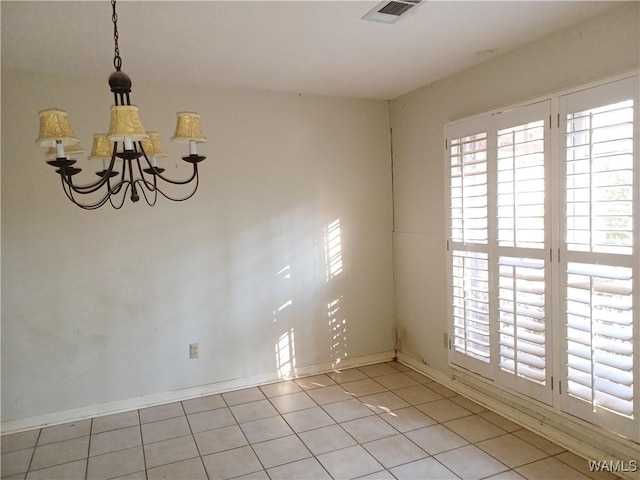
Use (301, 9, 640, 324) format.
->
(35, 0, 206, 210)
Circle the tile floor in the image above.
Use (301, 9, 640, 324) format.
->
(1, 362, 623, 480)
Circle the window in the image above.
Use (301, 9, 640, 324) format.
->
(446, 75, 639, 441)
(559, 78, 638, 439)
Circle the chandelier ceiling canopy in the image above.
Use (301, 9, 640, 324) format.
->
(35, 0, 207, 210)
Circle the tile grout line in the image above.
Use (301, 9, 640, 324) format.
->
(375, 384, 598, 480)
(259, 385, 330, 478)
(25, 423, 93, 477)
(179, 399, 210, 480)
(353, 363, 434, 478)
(356, 375, 503, 479)
(85, 418, 93, 480)
(312, 369, 397, 478)
(24, 427, 42, 478)
(223, 388, 270, 478)
(137, 409, 149, 480)
(265, 378, 389, 476)
(363, 376, 477, 479)
(268, 386, 345, 479)
(471, 431, 553, 474)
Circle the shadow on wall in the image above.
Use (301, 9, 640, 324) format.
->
(272, 217, 348, 378)
(274, 265, 296, 377)
(276, 327, 296, 378)
(324, 218, 347, 370)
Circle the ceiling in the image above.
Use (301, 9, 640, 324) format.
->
(1, 1, 621, 100)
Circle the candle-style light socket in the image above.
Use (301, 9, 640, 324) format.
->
(182, 154, 206, 164)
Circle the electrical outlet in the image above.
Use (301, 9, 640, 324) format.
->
(189, 343, 199, 359)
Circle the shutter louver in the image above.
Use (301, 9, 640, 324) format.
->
(450, 133, 488, 244)
(566, 100, 634, 255)
(498, 257, 546, 384)
(497, 121, 545, 249)
(566, 263, 634, 417)
(451, 251, 490, 363)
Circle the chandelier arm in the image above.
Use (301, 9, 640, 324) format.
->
(153, 163, 199, 186)
(107, 182, 131, 210)
(61, 170, 132, 210)
(64, 173, 128, 196)
(134, 178, 158, 207)
(80, 195, 113, 210)
(101, 146, 126, 196)
(64, 178, 113, 210)
(60, 174, 81, 205)
(105, 175, 119, 197)
(153, 170, 200, 202)
(61, 148, 119, 194)
(128, 144, 158, 203)
(109, 158, 129, 195)
(62, 170, 113, 194)
(132, 172, 199, 202)
(134, 149, 156, 186)
(82, 181, 131, 210)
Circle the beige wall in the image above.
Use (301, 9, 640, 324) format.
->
(1, 71, 395, 423)
(391, 2, 640, 373)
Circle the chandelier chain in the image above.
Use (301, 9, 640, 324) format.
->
(112, 0, 122, 71)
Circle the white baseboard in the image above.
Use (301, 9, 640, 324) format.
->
(291, 350, 396, 378)
(1, 350, 395, 435)
(397, 353, 640, 480)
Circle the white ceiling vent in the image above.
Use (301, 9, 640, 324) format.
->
(362, 0, 422, 24)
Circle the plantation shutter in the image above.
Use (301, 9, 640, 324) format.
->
(493, 102, 551, 404)
(446, 103, 551, 395)
(446, 75, 638, 440)
(447, 117, 492, 377)
(559, 76, 639, 441)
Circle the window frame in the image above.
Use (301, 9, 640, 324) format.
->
(444, 72, 639, 442)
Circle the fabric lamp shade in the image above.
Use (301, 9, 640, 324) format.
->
(107, 105, 148, 142)
(141, 131, 169, 157)
(171, 112, 206, 143)
(88, 134, 114, 161)
(36, 109, 80, 147)
(45, 143, 85, 159)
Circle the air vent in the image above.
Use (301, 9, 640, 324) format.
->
(379, 2, 413, 16)
(362, 0, 422, 24)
